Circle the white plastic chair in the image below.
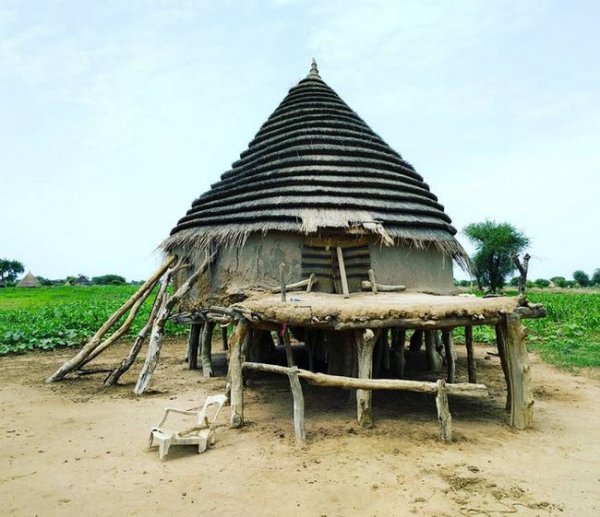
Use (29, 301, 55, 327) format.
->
(149, 394, 228, 460)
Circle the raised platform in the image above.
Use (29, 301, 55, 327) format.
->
(229, 292, 545, 330)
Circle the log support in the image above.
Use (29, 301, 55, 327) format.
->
(355, 329, 378, 427)
(464, 325, 477, 383)
(442, 330, 456, 383)
(391, 328, 406, 378)
(200, 321, 216, 377)
(495, 323, 512, 411)
(187, 323, 202, 370)
(503, 314, 534, 429)
(336, 246, 350, 299)
(288, 366, 306, 443)
(229, 320, 248, 427)
(425, 330, 442, 372)
(436, 379, 452, 442)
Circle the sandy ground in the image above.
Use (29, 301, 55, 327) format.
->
(1, 338, 599, 517)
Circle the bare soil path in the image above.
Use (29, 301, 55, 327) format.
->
(1, 339, 599, 516)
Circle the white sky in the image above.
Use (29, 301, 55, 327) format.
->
(1, 0, 598, 282)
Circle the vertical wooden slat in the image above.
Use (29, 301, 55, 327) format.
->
(336, 246, 350, 298)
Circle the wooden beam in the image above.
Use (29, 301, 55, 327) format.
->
(503, 314, 534, 429)
(361, 280, 406, 293)
(272, 276, 319, 294)
(242, 362, 488, 396)
(464, 325, 477, 383)
(336, 246, 350, 299)
(279, 263, 288, 302)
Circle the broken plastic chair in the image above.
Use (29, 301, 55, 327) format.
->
(149, 393, 228, 460)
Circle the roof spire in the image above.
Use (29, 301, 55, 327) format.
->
(308, 58, 320, 79)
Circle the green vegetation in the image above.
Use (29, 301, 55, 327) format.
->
(0, 285, 184, 355)
(0, 258, 24, 286)
(455, 291, 599, 370)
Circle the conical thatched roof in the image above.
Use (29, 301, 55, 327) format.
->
(17, 271, 40, 288)
(163, 61, 468, 267)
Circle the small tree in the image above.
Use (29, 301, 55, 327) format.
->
(591, 269, 600, 286)
(463, 221, 529, 293)
(534, 278, 550, 288)
(92, 274, 126, 285)
(573, 270, 590, 287)
(0, 258, 25, 286)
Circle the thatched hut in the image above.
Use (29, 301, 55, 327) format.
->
(163, 60, 468, 303)
(49, 61, 545, 442)
(17, 271, 40, 288)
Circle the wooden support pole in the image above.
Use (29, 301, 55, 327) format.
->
(133, 255, 212, 395)
(442, 330, 456, 383)
(46, 255, 176, 383)
(391, 328, 406, 378)
(283, 329, 295, 367)
(272, 276, 318, 294)
(200, 321, 216, 377)
(229, 320, 248, 427)
(436, 379, 452, 442)
(306, 273, 316, 293)
(495, 323, 512, 411)
(104, 274, 172, 386)
(188, 323, 202, 370)
(504, 314, 534, 429)
(336, 246, 350, 299)
(464, 325, 477, 383)
(288, 366, 306, 443)
(279, 263, 288, 302)
(361, 280, 406, 293)
(368, 269, 378, 294)
(355, 329, 378, 427)
(221, 326, 229, 351)
(425, 330, 442, 372)
(409, 329, 423, 351)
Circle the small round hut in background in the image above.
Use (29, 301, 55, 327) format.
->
(16, 271, 41, 288)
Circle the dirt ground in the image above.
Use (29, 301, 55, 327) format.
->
(1, 338, 599, 516)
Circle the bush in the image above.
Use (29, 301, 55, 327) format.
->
(92, 274, 126, 285)
(534, 278, 550, 288)
(550, 276, 568, 288)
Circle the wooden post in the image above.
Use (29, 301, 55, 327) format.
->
(306, 273, 316, 293)
(279, 263, 288, 302)
(355, 329, 378, 427)
(288, 366, 306, 443)
(442, 330, 456, 383)
(188, 323, 202, 370)
(221, 326, 229, 351)
(436, 379, 452, 442)
(336, 246, 350, 298)
(305, 330, 316, 372)
(368, 269, 378, 294)
(464, 325, 476, 383)
(391, 328, 406, 378)
(229, 320, 248, 427)
(425, 330, 442, 372)
(283, 329, 295, 367)
(200, 321, 216, 377)
(409, 329, 423, 351)
(503, 314, 533, 429)
(495, 323, 512, 411)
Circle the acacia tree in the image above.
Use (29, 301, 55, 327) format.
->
(463, 221, 529, 293)
(0, 258, 25, 286)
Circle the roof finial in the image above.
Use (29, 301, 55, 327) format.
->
(308, 58, 320, 79)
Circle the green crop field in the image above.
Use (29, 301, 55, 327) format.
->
(0, 285, 185, 355)
(0, 287, 598, 370)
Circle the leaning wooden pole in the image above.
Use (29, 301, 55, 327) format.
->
(229, 319, 248, 428)
(103, 284, 169, 385)
(46, 255, 176, 383)
(495, 323, 512, 411)
(133, 255, 212, 395)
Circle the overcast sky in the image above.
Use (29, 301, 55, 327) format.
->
(1, 0, 598, 282)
